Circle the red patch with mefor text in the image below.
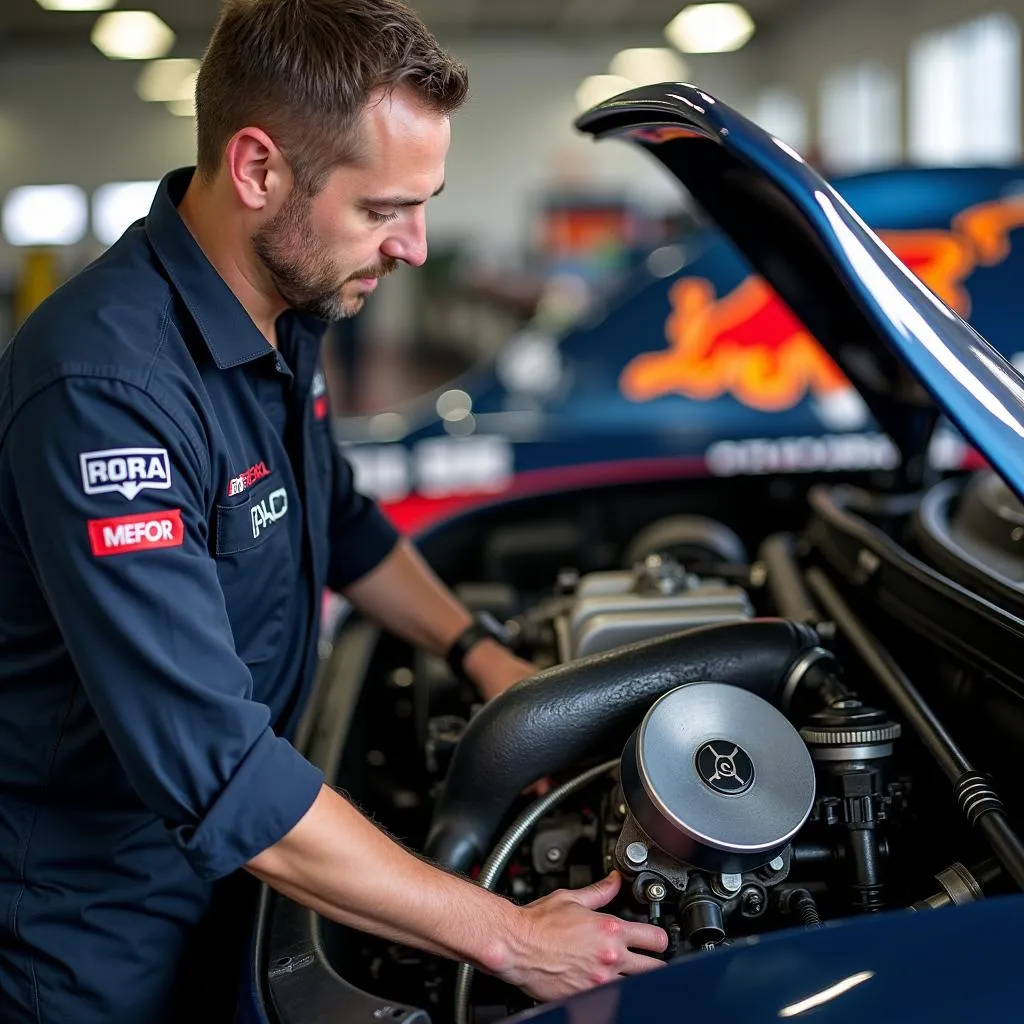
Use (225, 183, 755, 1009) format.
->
(313, 395, 329, 421)
(87, 509, 184, 557)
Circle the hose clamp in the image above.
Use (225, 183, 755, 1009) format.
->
(780, 646, 833, 713)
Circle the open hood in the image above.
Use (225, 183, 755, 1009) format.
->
(576, 84, 1024, 498)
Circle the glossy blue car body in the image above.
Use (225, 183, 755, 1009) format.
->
(509, 896, 1021, 1023)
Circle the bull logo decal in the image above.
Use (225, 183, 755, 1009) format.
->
(620, 196, 1024, 413)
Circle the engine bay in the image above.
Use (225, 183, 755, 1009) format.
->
(267, 471, 1024, 1024)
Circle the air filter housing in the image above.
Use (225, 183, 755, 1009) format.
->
(620, 682, 816, 875)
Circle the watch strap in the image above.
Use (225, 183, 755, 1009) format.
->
(446, 613, 506, 681)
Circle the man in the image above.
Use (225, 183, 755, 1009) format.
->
(0, 1, 667, 1021)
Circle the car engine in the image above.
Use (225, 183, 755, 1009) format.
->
(276, 483, 1024, 1024)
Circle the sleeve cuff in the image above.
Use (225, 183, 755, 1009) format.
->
(328, 502, 400, 590)
(171, 730, 324, 880)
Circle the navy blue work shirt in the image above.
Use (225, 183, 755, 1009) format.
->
(0, 168, 400, 1023)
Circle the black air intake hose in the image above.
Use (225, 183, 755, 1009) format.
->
(425, 619, 822, 872)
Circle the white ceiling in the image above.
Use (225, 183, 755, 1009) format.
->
(1, 0, 811, 53)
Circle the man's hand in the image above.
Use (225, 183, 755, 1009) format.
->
(494, 872, 667, 1001)
(463, 637, 537, 700)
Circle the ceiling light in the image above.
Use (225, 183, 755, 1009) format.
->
(91, 11, 176, 60)
(665, 3, 755, 53)
(576, 74, 633, 114)
(92, 181, 159, 246)
(166, 97, 196, 117)
(36, 0, 117, 10)
(136, 58, 199, 102)
(609, 48, 689, 87)
(2, 185, 88, 247)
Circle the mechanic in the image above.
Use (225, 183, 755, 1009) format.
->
(0, 1, 667, 1021)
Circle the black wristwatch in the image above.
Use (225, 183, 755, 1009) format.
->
(445, 611, 508, 682)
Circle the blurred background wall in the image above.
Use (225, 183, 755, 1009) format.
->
(2, 0, 1023, 408)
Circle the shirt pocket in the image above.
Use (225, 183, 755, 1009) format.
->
(212, 477, 295, 668)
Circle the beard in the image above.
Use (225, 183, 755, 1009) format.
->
(252, 190, 397, 321)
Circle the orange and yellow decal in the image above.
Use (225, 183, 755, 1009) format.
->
(621, 194, 1024, 411)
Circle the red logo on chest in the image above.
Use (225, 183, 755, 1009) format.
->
(312, 370, 329, 420)
(227, 461, 271, 497)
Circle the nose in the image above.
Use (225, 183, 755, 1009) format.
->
(381, 210, 428, 268)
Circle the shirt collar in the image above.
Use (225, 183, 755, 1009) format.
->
(145, 167, 327, 369)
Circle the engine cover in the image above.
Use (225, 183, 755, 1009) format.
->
(554, 558, 753, 660)
(620, 683, 816, 875)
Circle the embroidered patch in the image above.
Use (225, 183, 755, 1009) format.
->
(87, 509, 184, 556)
(80, 448, 171, 501)
(228, 461, 271, 497)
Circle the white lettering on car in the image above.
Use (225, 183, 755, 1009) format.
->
(250, 487, 289, 539)
(80, 448, 172, 500)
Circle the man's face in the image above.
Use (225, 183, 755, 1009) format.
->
(253, 87, 450, 321)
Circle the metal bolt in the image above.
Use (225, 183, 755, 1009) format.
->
(546, 848, 562, 864)
(646, 883, 667, 902)
(769, 855, 785, 873)
(742, 889, 765, 915)
(719, 872, 742, 894)
(616, 803, 627, 819)
(625, 842, 648, 867)
(389, 667, 414, 688)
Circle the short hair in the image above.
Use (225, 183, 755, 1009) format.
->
(195, 0, 469, 192)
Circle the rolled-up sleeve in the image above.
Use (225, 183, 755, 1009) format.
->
(326, 435, 399, 590)
(1, 376, 322, 880)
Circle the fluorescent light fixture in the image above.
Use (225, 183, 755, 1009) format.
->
(92, 181, 159, 246)
(779, 971, 875, 1018)
(36, 0, 116, 10)
(665, 3, 755, 53)
(91, 11, 175, 60)
(609, 47, 689, 86)
(2, 184, 88, 247)
(576, 74, 633, 113)
(166, 96, 196, 117)
(136, 58, 199, 102)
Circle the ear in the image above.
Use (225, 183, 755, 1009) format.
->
(224, 127, 290, 212)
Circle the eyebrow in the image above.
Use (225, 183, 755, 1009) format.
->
(363, 181, 446, 208)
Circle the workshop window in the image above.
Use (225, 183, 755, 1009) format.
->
(818, 61, 901, 173)
(908, 12, 1021, 165)
(752, 86, 808, 155)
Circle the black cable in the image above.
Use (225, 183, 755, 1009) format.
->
(758, 533, 821, 624)
(805, 567, 1024, 892)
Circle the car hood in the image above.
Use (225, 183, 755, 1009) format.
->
(576, 84, 1024, 498)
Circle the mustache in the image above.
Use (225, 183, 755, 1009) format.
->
(346, 257, 399, 283)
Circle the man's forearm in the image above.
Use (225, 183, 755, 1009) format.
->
(341, 538, 471, 655)
(246, 784, 514, 973)
(248, 783, 670, 1002)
